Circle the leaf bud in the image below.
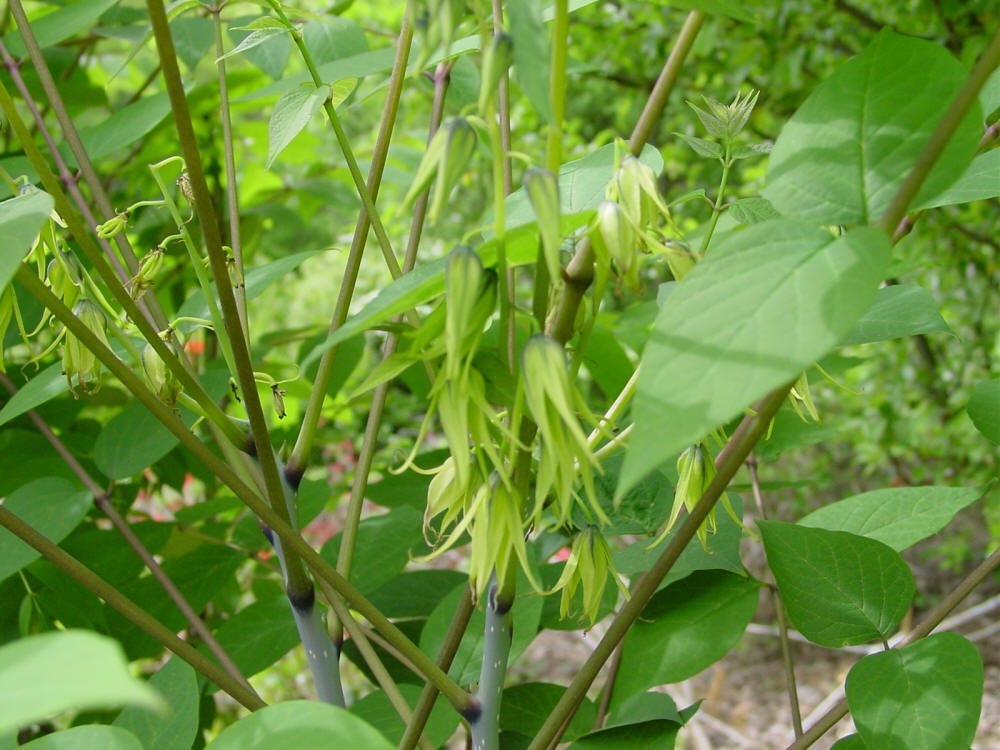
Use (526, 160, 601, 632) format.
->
(523, 168, 562, 282)
(594, 200, 635, 275)
(477, 32, 514, 114)
(95, 211, 128, 239)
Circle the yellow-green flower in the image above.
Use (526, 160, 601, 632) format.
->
(551, 527, 628, 625)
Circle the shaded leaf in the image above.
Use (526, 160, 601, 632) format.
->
(840, 284, 950, 346)
(967, 379, 1000, 444)
(113, 657, 198, 750)
(0, 190, 54, 293)
(204, 701, 393, 749)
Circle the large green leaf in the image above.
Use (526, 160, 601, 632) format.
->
(799, 485, 988, 552)
(613, 570, 759, 706)
(366, 569, 467, 619)
(967, 379, 1000, 444)
(17, 725, 142, 750)
(0, 362, 66, 427)
(112, 657, 199, 750)
(0, 429, 79, 496)
(207, 596, 300, 679)
(619, 220, 890, 496)
(840, 284, 951, 346)
(1, 0, 119, 58)
(266, 84, 331, 169)
(204, 701, 394, 750)
(567, 721, 679, 749)
(508, 0, 551, 122)
(348, 684, 458, 748)
(759, 521, 914, 647)
(914, 149, 1000, 210)
(764, 29, 981, 225)
(846, 633, 982, 750)
(499, 683, 597, 743)
(0, 630, 161, 734)
(0, 478, 91, 583)
(320, 505, 428, 596)
(69, 92, 176, 167)
(0, 191, 54, 293)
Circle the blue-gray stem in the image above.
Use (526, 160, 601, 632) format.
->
(470, 579, 512, 750)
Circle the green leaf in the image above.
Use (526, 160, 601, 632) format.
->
(266, 85, 331, 169)
(69, 91, 176, 167)
(0, 429, 79, 496)
(967, 379, 1000, 445)
(363, 449, 449, 510)
(0, 478, 91, 583)
(726, 196, 781, 225)
(0, 630, 162, 734)
(605, 691, 682, 728)
(675, 132, 724, 159)
(349, 684, 458, 748)
(13, 725, 143, 750)
(320, 506, 428, 596)
(500, 683, 597, 743)
(113, 657, 199, 750)
(799, 485, 988, 552)
(914, 149, 1000, 210)
(303, 17, 368, 66)
(227, 16, 291, 79)
(619, 220, 890, 496)
(1, 0, 119, 58)
(170, 16, 214, 70)
(980, 67, 1000, 116)
(208, 596, 300, 679)
(507, 0, 552, 122)
(0, 363, 66, 428)
(93, 368, 230, 479)
(582, 456, 673, 535)
(613, 570, 759, 706)
(567, 721, 679, 750)
(830, 736, 869, 750)
(366, 569, 467, 619)
(0, 190, 54, 293)
(764, 29, 981, 225)
(759, 521, 914, 647)
(846, 633, 982, 750)
(204, 701, 394, 750)
(840, 284, 951, 346)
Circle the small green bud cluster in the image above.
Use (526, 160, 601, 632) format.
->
(589, 141, 680, 288)
(521, 334, 607, 528)
(550, 527, 629, 625)
(129, 247, 165, 300)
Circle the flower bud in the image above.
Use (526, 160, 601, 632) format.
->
(402, 126, 449, 209)
(478, 32, 514, 114)
(142, 341, 183, 406)
(524, 168, 562, 282)
(62, 299, 110, 395)
(551, 527, 628, 625)
(790, 372, 819, 423)
(0, 287, 14, 373)
(445, 245, 484, 371)
(615, 155, 668, 228)
(594, 200, 635, 276)
(429, 118, 477, 222)
(130, 248, 165, 300)
(96, 212, 128, 239)
(46, 255, 82, 308)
